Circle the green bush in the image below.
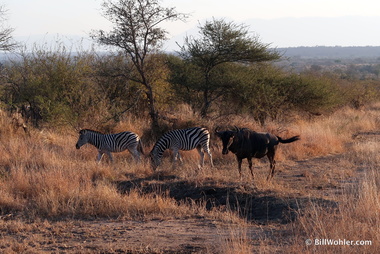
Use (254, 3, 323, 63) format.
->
(1, 46, 379, 129)
(217, 64, 344, 124)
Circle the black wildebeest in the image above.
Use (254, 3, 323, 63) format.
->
(215, 127, 300, 180)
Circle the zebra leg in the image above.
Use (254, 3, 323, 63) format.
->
(130, 148, 141, 162)
(97, 151, 104, 163)
(196, 146, 205, 167)
(177, 152, 183, 163)
(105, 151, 114, 163)
(206, 149, 214, 167)
(202, 146, 213, 167)
(172, 149, 180, 168)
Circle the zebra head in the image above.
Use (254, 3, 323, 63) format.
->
(149, 148, 161, 171)
(76, 129, 90, 149)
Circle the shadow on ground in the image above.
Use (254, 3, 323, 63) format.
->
(115, 174, 338, 224)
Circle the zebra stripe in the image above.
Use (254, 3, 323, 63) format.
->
(150, 127, 213, 169)
(76, 129, 143, 162)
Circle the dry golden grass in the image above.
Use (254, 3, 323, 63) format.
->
(0, 125, 189, 221)
(0, 102, 379, 253)
(289, 167, 380, 253)
(219, 104, 380, 253)
(286, 107, 380, 253)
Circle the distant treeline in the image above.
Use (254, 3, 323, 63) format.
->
(278, 46, 380, 59)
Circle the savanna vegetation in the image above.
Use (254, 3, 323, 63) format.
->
(0, 0, 379, 253)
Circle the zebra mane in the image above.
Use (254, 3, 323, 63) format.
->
(80, 129, 104, 135)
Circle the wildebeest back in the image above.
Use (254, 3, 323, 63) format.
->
(248, 131, 270, 158)
(231, 129, 270, 159)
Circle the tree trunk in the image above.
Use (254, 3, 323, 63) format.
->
(145, 86, 160, 134)
(201, 89, 210, 118)
(201, 72, 211, 118)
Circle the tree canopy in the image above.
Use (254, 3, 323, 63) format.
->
(178, 18, 281, 117)
(91, 0, 188, 132)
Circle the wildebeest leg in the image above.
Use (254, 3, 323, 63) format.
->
(266, 151, 276, 180)
(196, 146, 205, 167)
(247, 157, 254, 178)
(237, 157, 243, 180)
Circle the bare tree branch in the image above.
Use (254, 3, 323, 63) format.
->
(0, 5, 17, 51)
(91, 0, 188, 132)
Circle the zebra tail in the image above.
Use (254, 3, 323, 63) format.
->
(137, 140, 145, 155)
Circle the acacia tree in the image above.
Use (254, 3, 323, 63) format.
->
(178, 18, 281, 118)
(91, 0, 187, 131)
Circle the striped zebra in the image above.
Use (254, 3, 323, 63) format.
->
(150, 127, 214, 170)
(75, 129, 144, 163)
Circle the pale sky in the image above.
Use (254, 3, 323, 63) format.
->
(3, 0, 380, 50)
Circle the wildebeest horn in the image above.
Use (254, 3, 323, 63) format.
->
(233, 126, 240, 132)
(214, 126, 221, 133)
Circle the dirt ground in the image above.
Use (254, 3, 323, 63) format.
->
(1, 136, 375, 253)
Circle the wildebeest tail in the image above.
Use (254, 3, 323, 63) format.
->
(277, 135, 300, 144)
(137, 140, 145, 155)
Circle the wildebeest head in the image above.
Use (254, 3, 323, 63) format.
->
(215, 127, 239, 155)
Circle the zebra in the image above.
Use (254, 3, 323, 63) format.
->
(75, 129, 144, 163)
(150, 127, 214, 170)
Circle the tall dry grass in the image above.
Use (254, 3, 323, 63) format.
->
(214, 104, 380, 253)
(1, 104, 376, 212)
(0, 118, 189, 220)
(0, 102, 379, 253)
(284, 104, 380, 253)
(288, 140, 380, 253)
